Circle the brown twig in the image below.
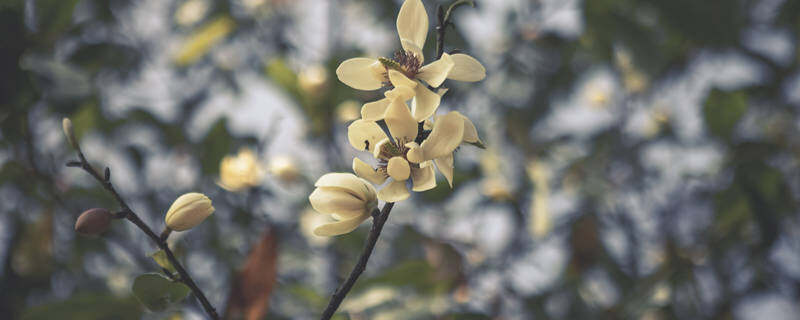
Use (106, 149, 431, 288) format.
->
(319, 202, 394, 320)
(67, 145, 219, 320)
(435, 0, 475, 60)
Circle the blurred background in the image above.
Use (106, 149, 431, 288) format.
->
(2, 0, 800, 319)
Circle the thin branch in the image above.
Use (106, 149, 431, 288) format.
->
(435, 0, 475, 60)
(319, 202, 395, 320)
(67, 146, 219, 320)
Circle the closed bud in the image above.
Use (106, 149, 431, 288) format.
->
(62, 118, 77, 149)
(75, 208, 112, 236)
(165, 193, 215, 231)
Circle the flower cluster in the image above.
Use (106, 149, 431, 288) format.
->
(309, 0, 485, 236)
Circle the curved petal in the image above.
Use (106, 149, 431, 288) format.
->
(411, 163, 436, 191)
(348, 119, 387, 152)
(434, 154, 455, 188)
(405, 142, 424, 163)
(400, 38, 424, 63)
(314, 173, 376, 202)
(313, 212, 369, 236)
(385, 85, 415, 102)
(418, 53, 454, 87)
(455, 111, 482, 144)
(396, 0, 428, 50)
(384, 99, 418, 143)
(419, 112, 464, 160)
(411, 84, 441, 122)
(447, 54, 486, 82)
(309, 188, 367, 219)
(336, 58, 384, 90)
(387, 157, 411, 181)
(388, 69, 418, 89)
(378, 180, 411, 203)
(353, 157, 387, 185)
(361, 98, 391, 121)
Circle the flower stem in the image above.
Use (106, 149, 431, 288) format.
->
(67, 146, 219, 320)
(319, 202, 395, 320)
(435, 0, 475, 60)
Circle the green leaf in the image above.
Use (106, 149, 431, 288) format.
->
(149, 250, 177, 274)
(131, 273, 191, 311)
(702, 88, 748, 140)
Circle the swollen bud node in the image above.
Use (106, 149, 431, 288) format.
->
(75, 208, 113, 236)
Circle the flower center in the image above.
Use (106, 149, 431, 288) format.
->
(378, 50, 422, 85)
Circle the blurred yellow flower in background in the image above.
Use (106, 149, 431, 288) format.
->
(267, 155, 300, 183)
(218, 148, 265, 191)
(174, 0, 209, 27)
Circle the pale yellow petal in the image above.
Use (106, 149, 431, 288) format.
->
(417, 53, 454, 87)
(361, 98, 391, 121)
(348, 119, 387, 152)
(400, 38, 424, 63)
(384, 99, 418, 143)
(435, 154, 455, 188)
(336, 58, 384, 90)
(353, 157, 387, 185)
(447, 54, 486, 82)
(387, 157, 411, 181)
(378, 180, 411, 203)
(396, 0, 428, 50)
(385, 85, 415, 101)
(388, 69, 418, 89)
(419, 112, 464, 160)
(405, 142, 424, 163)
(411, 84, 441, 122)
(309, 188, 367, 219)
(313, 212, 370, 236)
(314, 172, 376, 202)
(411, 163, 436, 191)
(455, 111, 482, 144)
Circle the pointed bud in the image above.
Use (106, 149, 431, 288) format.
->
(62, 118, 77, 149)
(165, 193, 214, 231)
(75, 208, 113, 236)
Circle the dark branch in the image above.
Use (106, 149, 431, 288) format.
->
(319, 202, 395, 320)
(67, 145, 219, 320)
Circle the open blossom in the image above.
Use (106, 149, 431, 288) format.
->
(348, 97, 482, 201)
(218, 148, 265, 191)
(309, 173, 378, 236)
(335, 0, 486, 122)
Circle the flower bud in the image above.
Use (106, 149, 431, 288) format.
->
(165, 193, 215, 231)
(75, 208, 112, 236)
(62, 118, 77, 149)
(308, 173, 378, 236)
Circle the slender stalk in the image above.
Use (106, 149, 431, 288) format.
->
(68, 147, 219, 320)
(319, 202, 394, 320)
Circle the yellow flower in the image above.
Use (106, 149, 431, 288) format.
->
(267, 155, 300, 183)
(218, 148, 265, 191)
(165, 193, 215, 231)
(335, 0, 486, 122)
(347, 98, 481, 201)
(309, 173, 378, 236)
